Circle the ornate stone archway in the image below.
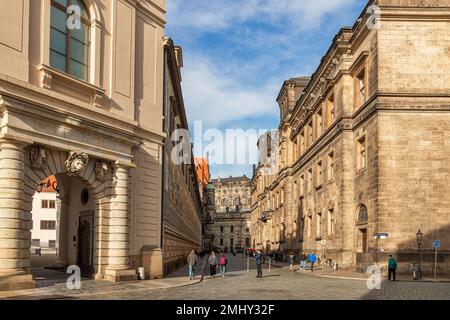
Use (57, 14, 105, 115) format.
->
(0, 140, 135, 290)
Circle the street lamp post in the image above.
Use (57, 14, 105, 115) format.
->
(416, 229, 423, 280)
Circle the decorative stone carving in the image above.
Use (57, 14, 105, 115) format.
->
(30, 146, 48, 170)
(65, 151, 89, 176)
(95, 161, 109, 182)
(41, 70, 52, 89)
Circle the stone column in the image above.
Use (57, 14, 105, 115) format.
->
(54, 195, 69, 268)
(104, 164, 136, 282)
(0, 140, 35, 290)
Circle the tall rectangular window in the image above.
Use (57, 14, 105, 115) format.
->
(357, 136, 367, 170)
(299, 175, 304, 197)
(41, 200, 49, 209)
(316, 161, 323, 187)
(307, 216, 312, 240)
(308, 169, 313, 192)
(328, 152, 335, 181)
(327, 93, 335, 127)
(327, 209, 335, 236)
(355, 68, 368, 108)
(230, 226, 234, 233)
(300, 131, 305, 153)
(49, 200, 56, 209)
(317, 108, 323, 137)
(316, 212, 323, 238)
(308, 121, 313, 146)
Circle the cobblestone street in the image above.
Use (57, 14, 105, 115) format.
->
(3, 255, 450, 300)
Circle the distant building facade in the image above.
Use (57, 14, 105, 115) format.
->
(210, 176, 252, 252)
(251, 0, 450, 274)
(31, 176, 59, 249)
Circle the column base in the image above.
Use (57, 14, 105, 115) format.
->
(141, 246, 164, 279)
(0, 274, 35, 291)
(104, 269, 137, 282)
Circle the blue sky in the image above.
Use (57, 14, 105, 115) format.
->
(166, 0, 368, 179)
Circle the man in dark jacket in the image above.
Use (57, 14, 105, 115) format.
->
(255, 251, 263, 278)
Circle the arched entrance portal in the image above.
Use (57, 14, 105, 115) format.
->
(0, 142, 136, 290)
(30, 174, 96, 278)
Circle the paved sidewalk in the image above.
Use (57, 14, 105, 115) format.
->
(266, 259, 450, 283)
(0, 262, 203, 300)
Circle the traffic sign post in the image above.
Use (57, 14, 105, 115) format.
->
(433, 240, 441, 279)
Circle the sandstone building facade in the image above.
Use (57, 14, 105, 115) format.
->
(161, 39, 203, 275)
(251, 0, 450, 274)
(0, 0, 202, 290)
(209, 176, 252, 252)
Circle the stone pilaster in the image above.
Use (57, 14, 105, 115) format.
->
(0, 140, 35, 290)
(54, 195, 69, 268)
(104, 164, 136, 282)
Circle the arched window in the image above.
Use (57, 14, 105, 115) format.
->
(245, 237, 250, 247)
(234, 197, 241, 206)
(222, 198, 227, 207)
(50, 0, 90, 80)
(357, 205, 368, 225)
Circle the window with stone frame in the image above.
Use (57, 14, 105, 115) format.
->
(316, 160, 323, 188)
(316, 212, 323, 239)
(357, 205, 368, 225)
(326, 92, 335, 127)
(316, 107, 323, 137)
(327, 208, 335, 236)
(300, 130, 305, 154)
(50, 0, 90, 81)
(357, 136, 367, 170)
(328, 151, 335, 181)
(307, 120, 313, 146)
(307, 214, 312, 240)
(299, 174, 305, 197)
(356, 68, 367, 107)
(308, 168, 313, 192)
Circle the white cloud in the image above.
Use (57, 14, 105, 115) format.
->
(181, 53, 279, 127)
(168, 0, 356, 32)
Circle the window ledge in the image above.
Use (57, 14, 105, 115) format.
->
(38, 64, 105, 108)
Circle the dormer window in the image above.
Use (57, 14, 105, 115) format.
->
(50, 0, 90, 81)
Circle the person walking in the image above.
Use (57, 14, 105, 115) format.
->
(299, 252, 307, 271)
(219, 253, 228, 278)
(208, 251, 218, 278)
(255, 251, 263, 278)
(388, 255, 397, 281)
(187, 250, 198, 280)
(309, 252, 317, 272)
(288, 253, 296, 272)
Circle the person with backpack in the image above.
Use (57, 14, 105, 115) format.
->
(187, 250, 198, 280)
(388, 255, 398, 281)
(309, 252, 317, 272)
(208, 251, 218, 278)
(219, 252, 228, 278)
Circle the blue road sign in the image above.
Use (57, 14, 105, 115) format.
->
(433, 240, 441, 249)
